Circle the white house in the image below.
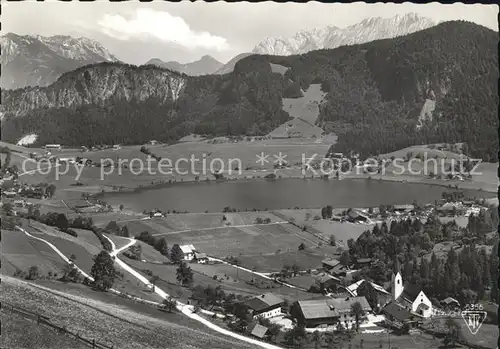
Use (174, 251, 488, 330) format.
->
(44, 144, 61, 150)
(243, 293, 284, 319)
(391, 272, 433, 318)
(179, 244, 197, 261)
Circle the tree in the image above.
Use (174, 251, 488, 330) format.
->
(170, 244, 184, 264)
(155, 238, 169, 256)
(55, 213, 69, 231)
(26, 266, 40, 280)
(329, 235, 336, 246)
(105, 221, 121, 235)
(162, 297, 177, 312)
(350, 302, 365, 332)
(176, 262, 193, 287)
(284, 325, 307, 348)
(291, 263, 301, 277)
(340, 251, 351, 267)
(120, 225, 130, 237)
(149, 275, 159, 292)
(45, 184, 57, 198)
(357, 281, 378, 310)
(232, 302, 251, 322)
(119, 204, 124, 211)
(62, 262, 82, 283)
(91, 251, 117, 291)
(298, 243, 306, 251)
(2, 202, 14, 216)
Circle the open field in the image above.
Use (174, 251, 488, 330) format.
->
(119, 211, 283, 234)
(0, 276, 257, 349)
(126, 223, 326, 258)
(118, 238, 170, 263)
(274, 209, 372, 246)
(237, 246, 337, 272)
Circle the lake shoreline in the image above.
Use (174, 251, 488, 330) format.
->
(97, 173, 496, 214)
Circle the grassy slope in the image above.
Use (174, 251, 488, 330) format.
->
(1, 311, 89, 349)
(1, 229, 67, 277)
(0, 276, 258, 349)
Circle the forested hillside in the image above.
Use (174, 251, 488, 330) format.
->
(1, 21, 497, 160)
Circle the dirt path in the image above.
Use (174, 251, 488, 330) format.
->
(16, 226, 283, 349)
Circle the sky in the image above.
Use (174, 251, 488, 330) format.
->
(2, 1, 498, 65)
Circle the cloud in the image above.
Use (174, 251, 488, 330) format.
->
(97, 8, 230, 51)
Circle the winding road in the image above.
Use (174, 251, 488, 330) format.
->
(15, 226, 284, 349)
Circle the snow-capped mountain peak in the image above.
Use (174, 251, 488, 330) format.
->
(0, 33, 119, 89)
(252, 13, 439, 56)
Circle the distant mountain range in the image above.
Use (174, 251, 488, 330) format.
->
(2, 21, 497, 162)
(252, 13, 439, 55)
(145, 55, 223, 76)
(0, 33, 119, 89)
(1, 13, 440, 86)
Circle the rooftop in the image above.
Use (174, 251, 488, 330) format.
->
(250, 324, 268, 339)
(179, 244, 196, 254)
(321, 258, 340, 268)
(244, 293, 284, 312)
(297, 296, 371, 320)
(382, 302, 412, 323)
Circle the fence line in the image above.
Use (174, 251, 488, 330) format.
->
(2, 301, 114, 349)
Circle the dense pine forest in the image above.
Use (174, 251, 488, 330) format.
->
(1, 21, 497, 160)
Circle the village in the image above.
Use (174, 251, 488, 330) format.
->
(1, 140, 498, 349)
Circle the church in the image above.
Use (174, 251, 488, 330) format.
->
(391, 272, 433, 318)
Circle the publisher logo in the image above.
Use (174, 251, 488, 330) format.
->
(461, 310, 487, 335)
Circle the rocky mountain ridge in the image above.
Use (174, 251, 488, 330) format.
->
(253, 13, 439, 55)
(0, 33, 119, 89)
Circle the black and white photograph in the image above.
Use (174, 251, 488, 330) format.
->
(0, 1, 498, 348)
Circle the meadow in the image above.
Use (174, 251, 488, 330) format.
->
(127, 223, 326, 258)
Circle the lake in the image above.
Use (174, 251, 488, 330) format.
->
(103, 178, 493, 213)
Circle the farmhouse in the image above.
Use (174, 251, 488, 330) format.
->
(347, 279, 392, 309)
(180, 244, 197, 261)
(352, 257, 374, 269)
(321, 258, 341, 271)
(294, 296, 371, 329)
(391, 272, 433, 318)
(381, 301, 419, 332)
(346, 209, 369, 223)
(44, 144, 61, 150)
(392, 205, 415, 214)
(243, 293, 284, 319)
(315, 273, 340, 292)
(193, 252, 208, 264)
(441, 297, 460, 310)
